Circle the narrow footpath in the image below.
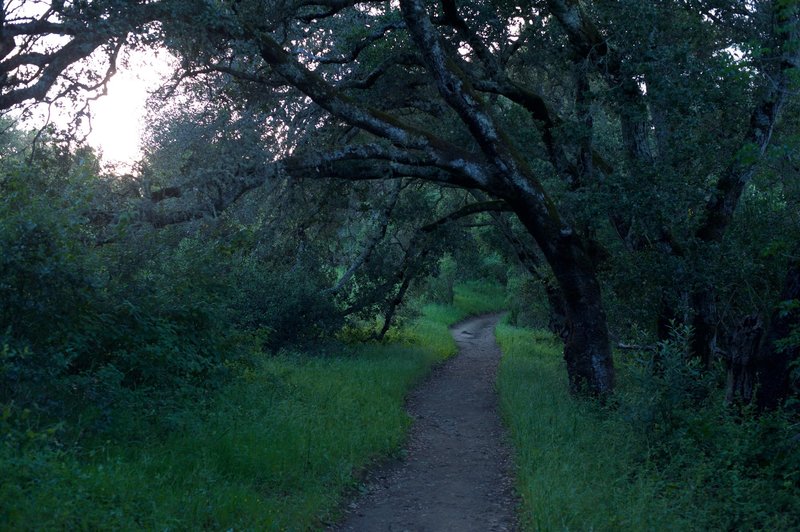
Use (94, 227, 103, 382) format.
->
(334, 313, 518, 532)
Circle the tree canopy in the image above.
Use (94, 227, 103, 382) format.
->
(2, 0, 800, 402)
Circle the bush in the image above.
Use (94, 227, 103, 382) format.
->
(499, 321, 800, 530)
(505, 274, 551, 329)
(419, 255, 456, 304)
(0, 160, 243, 436)
(617, 327, 800, 530)
(226, 254, 342, 350)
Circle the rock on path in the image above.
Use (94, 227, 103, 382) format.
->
(333, 313, 518, 532)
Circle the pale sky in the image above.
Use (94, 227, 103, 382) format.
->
(86, 50, 176, 171)
(7, 1, 174, 171)
(12, 47, 175, 172)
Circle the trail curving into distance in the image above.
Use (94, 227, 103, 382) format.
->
(334, 313, 518, 531)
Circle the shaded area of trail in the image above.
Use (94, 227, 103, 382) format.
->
(334, 313, 517, 531)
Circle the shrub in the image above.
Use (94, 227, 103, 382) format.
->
(505, 274, 551, 329)
(617, 327, 800, 530)
(0, 160, 241, 435)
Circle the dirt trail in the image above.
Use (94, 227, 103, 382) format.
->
(333, 313, 517, 532)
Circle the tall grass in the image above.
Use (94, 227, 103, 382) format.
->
(496, 322, 800, 531)
(1, 282, 504, 530)
(495, 323, 685, 531)
(3, 348, 441, 530)
(416, 280, 507, 323)
(453, 280, 507, 315)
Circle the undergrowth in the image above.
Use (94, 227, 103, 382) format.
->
(0, 281, 503, 530)
(496, 321, 800, 531)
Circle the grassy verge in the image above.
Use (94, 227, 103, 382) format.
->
(496, 321, 800, 531)
(4, 348, 441, 530)
(1, 281, 505, 530)
(495, 323, 684, 531)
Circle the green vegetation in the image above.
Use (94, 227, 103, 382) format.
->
(497, 322, 800, 531)
(497, 324, 677, 530)
(1, 283, 503, 530)
(3, 347, 430, 529)
(3, 0, 800, 527)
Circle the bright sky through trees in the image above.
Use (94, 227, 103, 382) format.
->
(8, 0, 174, 171)
(85, 50, 174, 170)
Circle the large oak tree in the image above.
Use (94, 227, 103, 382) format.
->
(3, 0, 799, 399)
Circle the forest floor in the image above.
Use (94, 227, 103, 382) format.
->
(333, 313, 518, 531)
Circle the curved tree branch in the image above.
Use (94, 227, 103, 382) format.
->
(375, 197, 513, 339)
(141, 143, 474, 228)
(0, 0, 168, 110)
(293, 20, 405, 64)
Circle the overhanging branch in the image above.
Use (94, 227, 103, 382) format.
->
(419, 199, 510, 233)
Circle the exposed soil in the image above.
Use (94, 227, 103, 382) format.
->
(333, 313, 518, 531)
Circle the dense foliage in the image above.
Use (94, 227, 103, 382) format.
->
(4, 0, 800, 395)
(1, 0, 800, 528)
(1, 285, 501, 529)
(498, 322, 800, 530)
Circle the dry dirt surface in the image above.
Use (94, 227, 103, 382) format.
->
(332, 313, 518, 532)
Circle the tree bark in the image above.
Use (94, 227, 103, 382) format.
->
(509, 195, 614, 396)
(690, 286, 718, 369)
(400, 0, 614, 395)
(555, 243, 613, 395)
(725, 314, 763, 405)
(756, 253, 800, 410)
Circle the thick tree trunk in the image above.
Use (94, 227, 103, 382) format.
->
(562, 289, 614, 395)
(690, 286, 718, 369)
(725, 315, 763, 405)
(756, 254, 800, 410)
(556, 258, 614, 396)
(511, 199, 614, 396)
